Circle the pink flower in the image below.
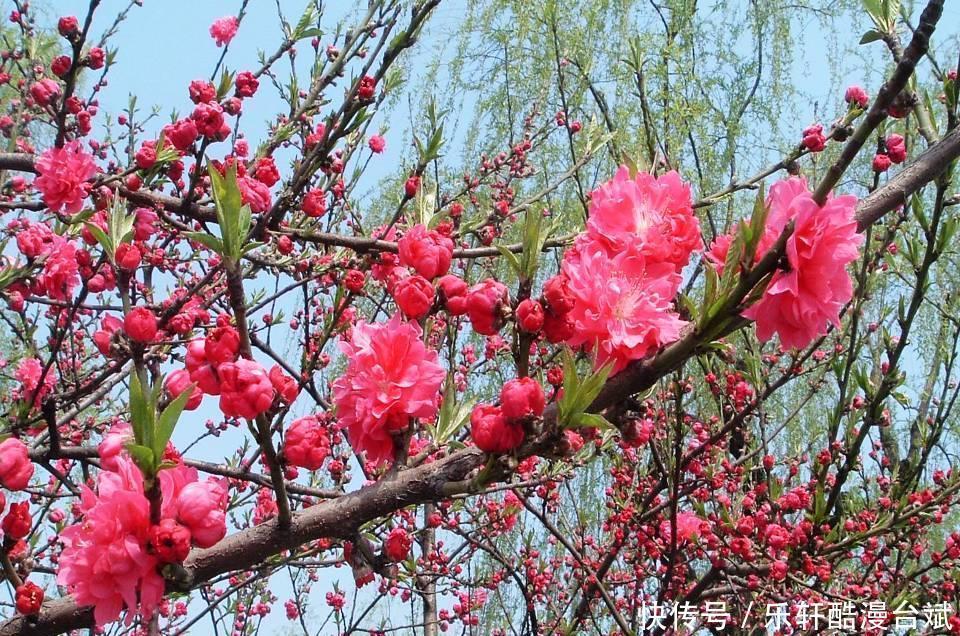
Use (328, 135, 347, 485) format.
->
(269, 365, 299, 403)
(586, 166, 700, 271)
(404, 175, 420, 198)
(357, 75, 377, 100)
(16, 221, 54, 258)
(886, 133, 906, 164)
(438, 274, 468, 315)
(368, 134, 386, 153)
(15, 357, 55, 406)
(38, 237, 79, 300)
(164, 119, 198, 152)
(470, 404, 524, 453)
(283, 415, 330, 470)
(543, 311, 575, 343)
(188, 79, 216, 104)
(739, 177, 864, 349)
(209, 16, 239, 47)
(124, 307, 157, 343)
(332, 314, 445, 467)
(844, 85, 869, 108)
(384, 527, 412, 562)
(302, 188, 326, 217)
(191, 102, 226, 139)
(561, 236, 685, 375)
(253, 157, 280, 187)
(500, 377, 545, 421)
(34, 140, 96, 213)
(392, 273, 435, 320)
(114, 243, 141, 271)
(205, 325, 240, 366)
(801, 123, 826, 152)
(542, 275, 575, 315)
(218, 359, 275, 420)
(658, 511, 701, 543)
(57, 15, 79, 36)
(148, 519, 191, 563)
(15, 581, 43, 616)
(164, 369, 202, 410)
(57, 456, 164, 627)
(2, 501, 31, 540)
(515, 299, 544, 333)
(167, 476, 228, 549)
(872, 153, 892, 172)
(186, 340, 221, 395)
(0, 438, 34, 491)
(98, 422, 133, 472)
(29, 78, 60, 106)
(235, 71, 259, 98)
(238, 175, 272, 213)
(93, 315, 124, 356)
(398, 224, 454, 280)
(466, 279, 509, 336)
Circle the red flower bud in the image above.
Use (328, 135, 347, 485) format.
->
(470, 404, 524, 454)
(384, 527, 412, 562)
(149, 519, 192, 564)
(15, 581, 43, 615)
(515, 299, 544, 333)
(392, 274, 435, 320)
(2, 501, 32, 540)
(124, 306, 158, 343)
(500, 377, 545, 421)
(114, 243, 141, 272)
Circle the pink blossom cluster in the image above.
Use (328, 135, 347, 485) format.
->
(170, 320, 298, 419)
(707, 177, 863, 349)
(558, 166, 701, 374)
(33, 140, 97, 213)
(58, 455, 227, 627)
(470, 377, 546, 454)
(332, 314, 445, 467)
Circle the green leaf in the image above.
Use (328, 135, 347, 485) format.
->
(126, 443, 156, 475)
(240, 241, 265, 255)
(557, 348, 613, 428)
(569, 413, 613, 430)
(571, 360, 614, 415)
(84, 223, 113, 257)
(216, 68, 236, 101)
(107, 201, 137, 248)
(495, 245, 523, 277)
(154, 379, 193, 459)
(859, 29, 883, 44)
(861, 0, 883, 23)
(293, 4, 317, 39)
(519, 209, 543, 281)
(434, 374, 475, 445)
(185, 232, 225, 254)
(745, 183, 768, 265)
(128, 372, 153, 446)
(208, 162, 245, 262)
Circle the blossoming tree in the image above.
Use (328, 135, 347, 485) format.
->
(1, 0, 960, 634)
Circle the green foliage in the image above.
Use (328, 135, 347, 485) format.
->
(187, 163, 261, 265)
(127, 372, 193, 480)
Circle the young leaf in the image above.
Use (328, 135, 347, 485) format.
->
(569, 412, 613, 430)
(126, 443, 156, 475)
(84, 222, 113, 257)
(496, 245, 523, 278)
(154, 380, 194, 460)
(185, 232, 225, 255)
(128, 372, 152, 446)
